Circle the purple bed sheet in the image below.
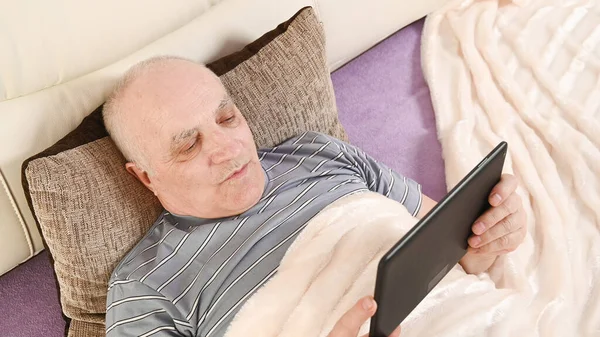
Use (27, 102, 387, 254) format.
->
(0, 18, 445, 337)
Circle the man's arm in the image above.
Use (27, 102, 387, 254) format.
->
(322, 135, 526, 274)
(416, 194, 437, 219)
(326, 136, 422, 217)
(106, 280, 189, 337)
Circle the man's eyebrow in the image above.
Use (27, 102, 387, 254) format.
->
(169, 128, 197, 153)
(214, 95, 232, 115)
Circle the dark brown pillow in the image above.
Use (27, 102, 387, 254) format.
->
(22, 7, 346, 337)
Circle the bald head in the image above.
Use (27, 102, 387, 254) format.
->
(103, 56, 220, 173)
(102, 55, 265, 219)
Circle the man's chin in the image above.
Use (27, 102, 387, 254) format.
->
(233, 184, 264, 215)
(233, 186, 263, 213)
(224, 161, 265, 215)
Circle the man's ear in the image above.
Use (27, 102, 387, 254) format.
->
(125, 162, 155, 195)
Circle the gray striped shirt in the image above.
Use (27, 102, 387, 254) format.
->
(106, 131, 422, 337)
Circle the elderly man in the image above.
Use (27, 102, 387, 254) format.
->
(103, 57, 526, 337)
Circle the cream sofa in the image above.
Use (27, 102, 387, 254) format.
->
(0, 0, 447, 276)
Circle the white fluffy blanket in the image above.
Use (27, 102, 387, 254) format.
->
(421, 0, 600, 335)
(222, 192, 512, 337)
(225, 0, 600, 336)
(225, 192, 426, 337)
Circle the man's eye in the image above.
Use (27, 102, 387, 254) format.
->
(183, 142, 196, 153)
(223, 116, 235, 124)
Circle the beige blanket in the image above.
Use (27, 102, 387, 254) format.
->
(222, 191, 514, 337)
(421, 0, 600, 335)
(224, 0, 600, 336)
(224, 192, 424, 337)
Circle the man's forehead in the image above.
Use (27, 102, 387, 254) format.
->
(130, 61, 222, 101)
(130, 68, 226, 121)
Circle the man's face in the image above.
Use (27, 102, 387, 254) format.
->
(124, 60, 265, 218)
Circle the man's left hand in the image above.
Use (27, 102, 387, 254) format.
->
(460, 174, 527, 274)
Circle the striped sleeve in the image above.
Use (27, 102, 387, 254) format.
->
(106, 280, 191, 337)
(327, 136, 422, 216)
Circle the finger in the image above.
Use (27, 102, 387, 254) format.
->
(474, 228, 525, 254)
(489, 174, 518, 207)
(329, 296, 376, 337)
(472, 193, 522, 235)
(469, 210, 524, 248)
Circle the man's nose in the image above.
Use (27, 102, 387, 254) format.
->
(208, 134, 241, 165)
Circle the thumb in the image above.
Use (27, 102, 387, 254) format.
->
(329, 296, 377, 337)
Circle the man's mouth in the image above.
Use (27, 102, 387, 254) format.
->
(224, 163, 249, 182)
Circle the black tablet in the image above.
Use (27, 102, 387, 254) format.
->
(369, 142, 508, 337)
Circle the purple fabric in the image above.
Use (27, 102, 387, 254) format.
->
(0, 18, 445, 337)
(0, 251, 66, 337)
(332, 19, 446, 201)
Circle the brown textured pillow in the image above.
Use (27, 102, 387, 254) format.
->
(26, 138, 162, 336)
(22, 6, 346, 337)
(210, 8, 347, 146)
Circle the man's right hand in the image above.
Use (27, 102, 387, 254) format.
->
(327, 296, 401, 337)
